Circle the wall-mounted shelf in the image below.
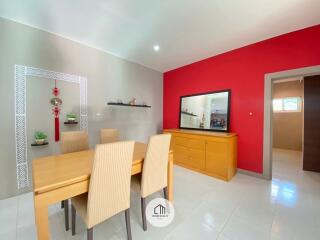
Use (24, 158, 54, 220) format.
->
(31, 142, 49, 146)
(107, 102, 151, 108)
(64, 121, 78, 125)
(181, 111, 198, 117)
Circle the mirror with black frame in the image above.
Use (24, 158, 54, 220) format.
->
(179, 90, 231, 132)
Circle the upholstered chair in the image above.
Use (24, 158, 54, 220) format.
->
(131, 134, 171, 231)
(71, 141, 135, 240)
(100, 128, 119, 144)
(60, 131, 90, 231)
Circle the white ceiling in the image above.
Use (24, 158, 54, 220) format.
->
(1, 0, 319, 72)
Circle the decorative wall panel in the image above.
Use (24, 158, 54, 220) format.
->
(14, 65, 88, 189)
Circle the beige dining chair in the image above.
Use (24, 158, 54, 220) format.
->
(60, 131, 89, 231)
(100, 128, 119, 144)
(71, 141, 135, 240)
(61, 131, 90, 154)
(131, 134, 171, 231)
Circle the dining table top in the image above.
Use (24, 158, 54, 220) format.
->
(32, 142, 148, 194)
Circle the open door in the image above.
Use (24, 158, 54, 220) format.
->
(303, 75, 320, 172)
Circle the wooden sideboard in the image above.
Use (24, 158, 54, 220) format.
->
(164, 129, 237, 181)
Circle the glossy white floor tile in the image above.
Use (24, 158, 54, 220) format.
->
(1, 148, 320, 240)
(0, 196, 17, 239)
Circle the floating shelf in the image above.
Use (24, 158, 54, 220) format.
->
(64, 121, 78, 125)
(181, 111, 198, 117)
(107, 102, 151, 108)
(31, 142, 49, 146)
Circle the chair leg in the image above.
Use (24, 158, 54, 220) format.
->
(141, 197, 147, 231)
(87, 228, 93, 240)
(71, 204, 76, 236)
(64, 199, 69, 231)
(163, 187, 168, 200)
(61, 200, 64, 209)
(125, 209, 132, 240)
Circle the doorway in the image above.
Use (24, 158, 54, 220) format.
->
(272, 78, 304, 178)
(263, 65, 320, 180)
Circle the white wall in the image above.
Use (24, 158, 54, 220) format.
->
(0, 18, 163, 199)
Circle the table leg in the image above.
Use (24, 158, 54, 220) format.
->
(167, 152, 173, 202)
(34, 199, 50, 240)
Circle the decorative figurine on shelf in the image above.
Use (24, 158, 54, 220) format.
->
(50, 80, 62, 142)
(66, 112, 77, 122)
(34, 131, 47, 145)
(199, 113, 205, 128)
(129, 97, 136, 105)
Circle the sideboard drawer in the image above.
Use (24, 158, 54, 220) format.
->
(175, 136, 189, 147)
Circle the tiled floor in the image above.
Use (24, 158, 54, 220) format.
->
(1, 148, 320, 240)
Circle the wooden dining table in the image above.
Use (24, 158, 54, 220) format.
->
(32, 142, 173, 240)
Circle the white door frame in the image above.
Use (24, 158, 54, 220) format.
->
(263, 65, 320, 180)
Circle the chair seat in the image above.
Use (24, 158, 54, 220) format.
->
(130, 174, 142, 193)
(72, 193, 89, 225)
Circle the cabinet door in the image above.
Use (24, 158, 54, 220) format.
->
(188, 148, 205, 170)
(173, 145, 189, 165)
(205, 141, 228, 178)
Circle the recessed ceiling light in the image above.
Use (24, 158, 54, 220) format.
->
(153, 45, 160, 52)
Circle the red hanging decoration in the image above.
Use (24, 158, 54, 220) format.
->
(50, 80, 62, 142)
(55, 118, 60, 141)
(52, 86, 60, 96)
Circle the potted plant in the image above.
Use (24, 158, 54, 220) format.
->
(34, 131, 47, 145)
(66, 112, 77, 122)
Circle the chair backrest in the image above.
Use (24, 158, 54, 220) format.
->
(87, 141, 135, 228)
(60, 131, 89, 154)
(100, 129, 119, 144)
(141, 134, 171, 198)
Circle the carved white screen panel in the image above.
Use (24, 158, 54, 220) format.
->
(14, 65, 88, 189)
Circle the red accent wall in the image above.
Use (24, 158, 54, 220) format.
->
(163, 25, 320, 173)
